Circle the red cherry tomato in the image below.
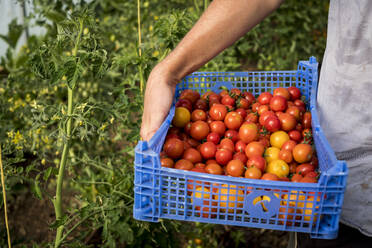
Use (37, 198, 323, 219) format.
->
(209, 104, 228, 121)
(288, 130, 302, 142)
(180, 89, 200, 104)
(221, 95, 235, 106)
(302, 112, 312, 129)
(281, 140, 297, 152)
(224, 111, 243, 130)
(245, 141, 265, 158)
(261, 173, 279, 181)
(205, 163, 223, 175)
(270, 96, 287, 112)
(247, 156, 266, 172)
(191, 109, 207, 122)
(246, 112, 258, 123)
(226, 159, 245, 177)
(219, 138, 235, 152)
(233, 152, 248, 164)
(245, 166, 262, 179)
(190, 121, 210, 140)
(259, 111, 275, 126)
(273, 87, 290, 100)
(251, 102, 261, 112)
(278, 113, 297, 131)
(264, 115, 281, 132)
(257, 105, 270, 116)
(236, 108, 247, 119)
(257, 92, 273, 105)
(215, 149, 233, 165)
(164, 138, 184, 159)
(286, 106, 302, 121)
(291, 173, 303, 182)
(288, 86, 301, 100)
(239, 123, 258, 143)
(237, 98, 250, 109)
(242, 91, 255, 106)
(175, 159, 193, 170)
(235, 140, 247, 153)
(209, 121, 226, 136)
(175, 99, 193, 112)
(207, 132, 221, 145)
(224, 130, 239, 143)
(194, 99, 208, 111)
(199, 141, 217, 159)
(161, 157, 174, 168)
(296, 163, 315, 176)
(183, 148, 202, 163)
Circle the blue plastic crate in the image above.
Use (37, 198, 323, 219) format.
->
(133, 57, 348, 239)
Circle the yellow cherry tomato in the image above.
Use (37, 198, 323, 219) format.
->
(266, 159, 289, 178)
(172, 107, 191, 128)
(270, 131, 290, 149)
(264, 147, 281, 163)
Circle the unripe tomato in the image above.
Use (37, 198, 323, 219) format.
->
(172, 107, 191, 128)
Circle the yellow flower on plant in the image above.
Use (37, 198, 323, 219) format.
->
(0, 88, 4, 94)
(10, 131, 23, 145)
(153, 50, 159, 57)
(41, 159, 46, 165)
(83, 28, 89, 35)
(110, 34, 116, 42)
(154, 16, 159, 20)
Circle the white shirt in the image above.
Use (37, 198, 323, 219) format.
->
(317, 0, 372, 236)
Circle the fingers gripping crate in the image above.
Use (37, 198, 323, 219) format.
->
(134, 57, 348, 239)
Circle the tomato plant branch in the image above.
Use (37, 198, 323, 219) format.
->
(53, 19, 84, 248)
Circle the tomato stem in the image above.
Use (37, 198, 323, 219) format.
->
(53, 19, 83, 248)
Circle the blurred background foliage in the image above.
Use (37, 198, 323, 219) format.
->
(0, 0, 328, 247)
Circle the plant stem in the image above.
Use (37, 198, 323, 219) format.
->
(204, 0, 209, 11)
(54, 19, 84, 248)
(137, 0, 144, 94)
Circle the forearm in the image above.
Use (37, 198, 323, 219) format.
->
(157, 0, 283, 82)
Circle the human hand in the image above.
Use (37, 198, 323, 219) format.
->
(140, 66, 177, 141)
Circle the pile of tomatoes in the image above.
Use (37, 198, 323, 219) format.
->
(160, 87, 319, 183)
